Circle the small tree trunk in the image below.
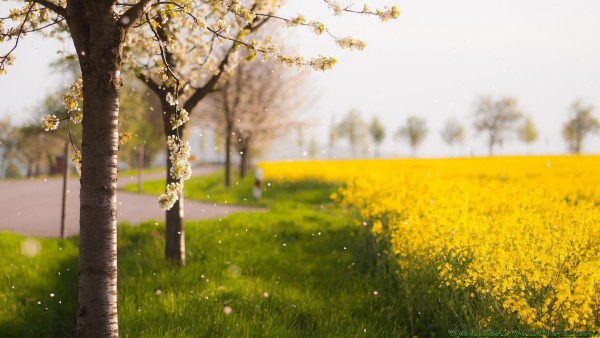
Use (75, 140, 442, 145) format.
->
(239, 146, 248, 179)
(162, 103, 186, 266)
(75, 22, 123, 337)
(224, 122, 232, 187)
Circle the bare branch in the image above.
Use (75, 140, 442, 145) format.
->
(22, 18, 66, 34)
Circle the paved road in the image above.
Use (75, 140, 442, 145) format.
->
(0, 166, 264, 238)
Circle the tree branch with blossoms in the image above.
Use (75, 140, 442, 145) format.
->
(117, 0, 400, 211)
(0, 3, 34, 74)
(29, 0, 66, 17)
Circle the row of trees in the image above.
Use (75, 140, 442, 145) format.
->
(0, 70, 165, 178)
(2, 1, 399, 335)
(330, 96, 599, 157)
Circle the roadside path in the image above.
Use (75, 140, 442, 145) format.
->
(0, 166, 264, 238)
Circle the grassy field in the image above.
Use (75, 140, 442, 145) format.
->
(0, 170, 407, 337)
(122, 169, 341, 208)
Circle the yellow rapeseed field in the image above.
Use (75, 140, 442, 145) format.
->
(260, 156, 600, 331)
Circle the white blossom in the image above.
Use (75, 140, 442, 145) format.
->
(336, 36, 367, 51)
(64, 77, 83, 123)
(325, 0, 343, 16)
(309, 21, 325, 35)
(166, 136, 192, 180)
(166, 92, 178, 106)
(286, 14, 306, 27)
(72, 150, 81, 177)
(377, 6, 401, 22)
(170, 108, 189, 130)
(214, 19, 231, 34)
(309, 56, 337, 71)
(159, 182, 181, 210)
(41, 114, 59, 131)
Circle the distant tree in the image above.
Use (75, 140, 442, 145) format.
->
(396, 116, 428, 157)
(369, 116, 386, 157)
(308, 138, 319, 159)
(440, 118, 465, 156)
(472, 96, 523, 155)
(0, 118, 19, 178)
(197, 127, 208, 160)
(328, 115, 339, 157)
(118, 76, 163, 169)
(562, 100, 599, 154)
(206, 53, 306, 182)
(16, 123, 63, 177)
(296, 125, 304, 149)
(14, 88, 80, 177)
(338, 109, 367, 158)
(518, 116, 538, 154)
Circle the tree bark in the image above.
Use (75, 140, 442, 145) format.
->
(238, 136, 251, 179)
(239, 144, 249, 179)
(162, 103, 186, 266)
(224, 121, 232, 187)
(75, 25, 123, 338)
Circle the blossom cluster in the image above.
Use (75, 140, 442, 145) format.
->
(260, 156, 600, 331)
(166, 135, 191, 181)
(158, 182, 182, 210)
(72, 150, 81, 176)
(64, 77, 83, 123)
(158, 135, 192, 210)
(170, 108, 189, 130)
(325, 0, 343, 16)
(336, 36, 367, 51)
(41, 114, 59, 131)
(308, 56, 338, 71)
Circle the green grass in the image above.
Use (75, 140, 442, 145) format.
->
(0, 234, 79, 337)
(0, 175, 407, 337)
(118, 166, 164, 179)
(121, 169, 342, 208)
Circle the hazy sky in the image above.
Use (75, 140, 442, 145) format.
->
(1, 1, 599, 158)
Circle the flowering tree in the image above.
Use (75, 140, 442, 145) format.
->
(123, 2, 399, 265)
(1, 0, 399, 335)
(205, 50, 306, 185)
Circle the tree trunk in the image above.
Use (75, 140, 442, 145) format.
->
(75, 19, 123, 338)
(162, 103, 186, 266)
(239, 145, 249, 179)
(224, 122, 232, 187)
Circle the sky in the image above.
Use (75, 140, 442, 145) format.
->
(1, 0, 600, 159)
